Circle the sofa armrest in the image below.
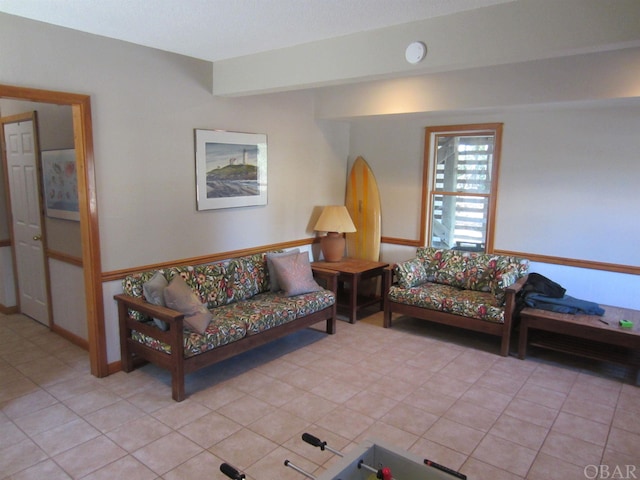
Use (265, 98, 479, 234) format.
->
(114, 293, 186, 357)
(503, 275, 529, 319)
(311, 267, 339, 294)
(114, 293, 184, 324)
(505, 274, 529, 296)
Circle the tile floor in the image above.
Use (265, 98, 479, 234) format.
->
(1, 311, 639, 480)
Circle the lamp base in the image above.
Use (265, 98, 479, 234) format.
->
(320, 232, 345, 262)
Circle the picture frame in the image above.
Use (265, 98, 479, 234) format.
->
(41, 149, 80, 221)
(195, 129, 267, 210)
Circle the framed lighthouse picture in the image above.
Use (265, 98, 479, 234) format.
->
(195, 129, 267, 210)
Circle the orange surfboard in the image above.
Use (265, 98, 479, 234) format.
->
(345, 156, 381, 261)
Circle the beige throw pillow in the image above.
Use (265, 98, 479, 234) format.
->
(266, 249, 300, 292)
(163, 275, 212, 334)
(270, 251, 322, 297)
(143, 271, 170, 331)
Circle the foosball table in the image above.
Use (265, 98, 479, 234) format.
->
(221, 433, 466, 479)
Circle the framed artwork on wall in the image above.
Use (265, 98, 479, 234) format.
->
(41, 149, 80, 221)
(195, 129, 268, 210)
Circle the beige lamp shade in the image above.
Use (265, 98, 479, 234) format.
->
(314, 206, 356, 262)
(314, 205, 356, 233)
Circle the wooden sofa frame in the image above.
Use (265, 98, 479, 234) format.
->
(383, 267, 528, 356)
(115, 268, 338, 401)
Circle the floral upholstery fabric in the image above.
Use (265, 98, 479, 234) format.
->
(394, 258, 431, 288)
(388, 283, 505, 323)
(122, 263, 228, 321)
(131, 313, 247, 358)
(165, 264, 228, 308)
(391, 248, 529, 324)
(415, 247, 529, 303)
(122, 253, 273, 316)
(130, 290, 335, 357)
(242, 290, 335, 334)
(224, 253, 271, 303)
(122, 251, 335, 358)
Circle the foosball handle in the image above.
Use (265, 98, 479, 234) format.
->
(220, 463, 246, 479)
(424, 459, 467, 479)
(301, 432, 344, 457)
(302, 432, 326, 450)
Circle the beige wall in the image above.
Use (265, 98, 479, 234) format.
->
(1, 13, 349, 357)
(347, 104, 640, 266)
(346, 104, 640, 310)
(0, 13, 350, 274)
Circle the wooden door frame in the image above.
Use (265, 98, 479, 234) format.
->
(0, 84, 107, 377)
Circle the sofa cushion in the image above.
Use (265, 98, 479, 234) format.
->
(430, 250, 470, 289)
(224, 253, 270, 303)
(465, 253, 529, 301)
(415, 247, 529, 302)
(130, 288, 335, 357)
(388, 283, 505, 323)
(165, 264, 228, 309)
(269, 251, 323, 297)
(395, 258, 430, 288)
(132, 313, 248, 358)
(214, 289, 336, 335)
(164, 275, 213, 334)
(416, 247, 447, 276)
(143, 271, 170, 331)
(122, 270, 161, 322)
(266, 249, 299, 292)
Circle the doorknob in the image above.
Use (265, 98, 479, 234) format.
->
(33, 234, 42, 241)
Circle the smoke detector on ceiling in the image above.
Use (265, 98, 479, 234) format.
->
(405, 41, 427, 64)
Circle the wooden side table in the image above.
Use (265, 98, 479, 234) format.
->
(518, 305, 640, 383)
(311, 257, 389, 323)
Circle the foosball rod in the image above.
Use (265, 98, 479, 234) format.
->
(358, 459, 394, 480)
(284, 459, 316, 479)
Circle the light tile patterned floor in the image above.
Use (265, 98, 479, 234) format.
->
(1, 311, 639, 479)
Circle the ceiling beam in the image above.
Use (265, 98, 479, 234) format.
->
(212, 0, 640, 97)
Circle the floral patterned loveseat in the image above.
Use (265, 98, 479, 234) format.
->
(383, 247, 529, 356)
(114, 251, 337, 401)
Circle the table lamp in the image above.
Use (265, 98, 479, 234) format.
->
(314, 205, 356, 262)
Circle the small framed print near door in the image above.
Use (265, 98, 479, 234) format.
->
(42, 148, 80, 221)
(195, 129, 267, 210)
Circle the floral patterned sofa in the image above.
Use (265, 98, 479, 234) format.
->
(383, 247, 529, 356)
(114, 250, 337, 401)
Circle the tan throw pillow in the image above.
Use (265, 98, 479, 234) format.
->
(266, 249, 300, 292)
(270, 251, 322, 297)
(143, 271, 169, 331)
(163, 275, 212, 334)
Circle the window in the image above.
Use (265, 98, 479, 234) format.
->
(424, 123, 503, 253)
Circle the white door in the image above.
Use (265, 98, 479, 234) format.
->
(3, 117, 49, 325)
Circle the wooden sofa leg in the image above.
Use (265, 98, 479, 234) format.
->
(500, 333, 510, 357)
(383, 309, 392, 328)
(122, 350, 135, 372)
(326, 317, 336, 335)
(172, 374, 185, 402)
(172, 352, 186, 401)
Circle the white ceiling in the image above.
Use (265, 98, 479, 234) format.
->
(0, 0, 514, 62)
